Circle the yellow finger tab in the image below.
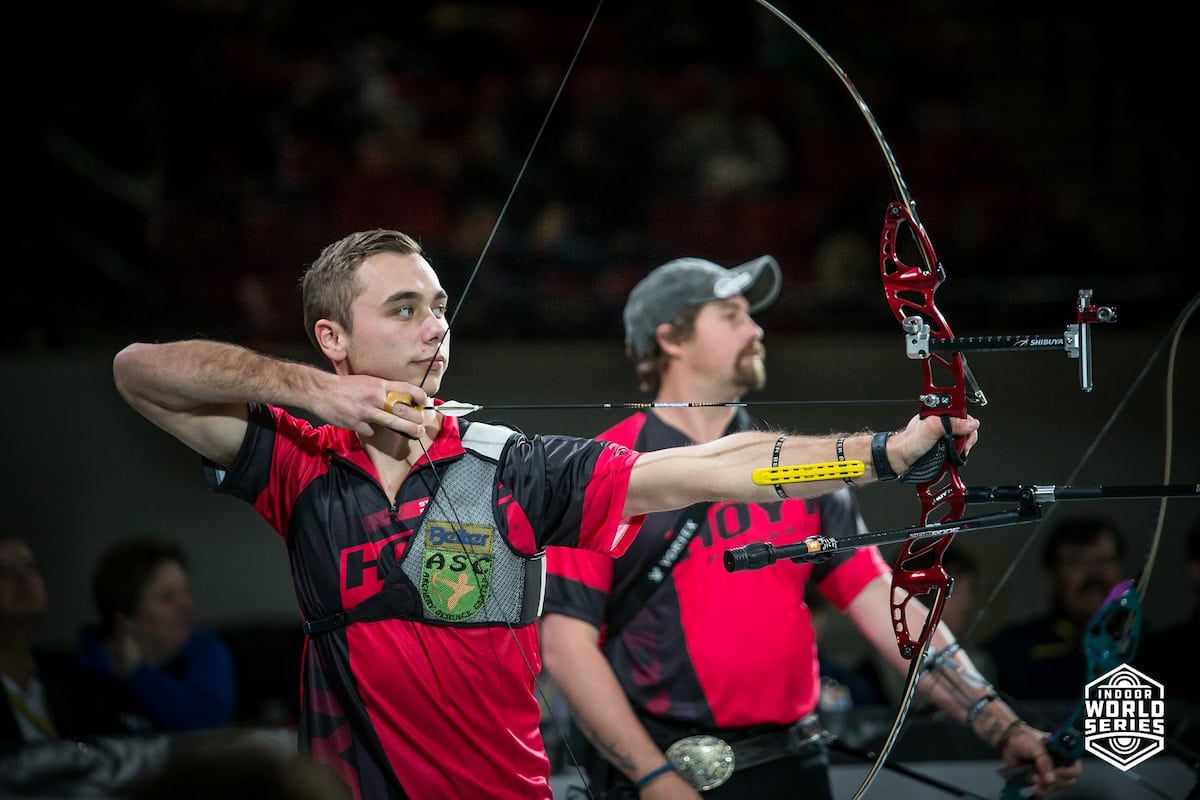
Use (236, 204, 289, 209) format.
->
(384, 391, 414, 415)
(753, 460, 865, 485)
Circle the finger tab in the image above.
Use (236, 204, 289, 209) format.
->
(384, 391, 413, 414)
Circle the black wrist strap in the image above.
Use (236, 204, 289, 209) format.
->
(871, 431, 898, 481)
(835, 437, 856, 486)
(771, 435, 789, 498)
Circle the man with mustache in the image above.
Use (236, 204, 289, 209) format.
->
(984, 516, 1127, 704)
(540, 257, 1077, 799)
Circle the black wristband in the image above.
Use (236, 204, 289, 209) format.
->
(835, 437, 856, 486)
(871, 431, 898, 481)
(634, 763, 675, 790)
(771, 435, 789, 498)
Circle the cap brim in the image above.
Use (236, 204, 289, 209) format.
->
(733, 255, 782, 313)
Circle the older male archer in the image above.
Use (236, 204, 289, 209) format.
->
(539, 255, 1080, 799)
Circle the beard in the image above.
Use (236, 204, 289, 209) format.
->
(734, 343, 767, 392)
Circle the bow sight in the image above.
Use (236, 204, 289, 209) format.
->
(903, 289, 1117, 407)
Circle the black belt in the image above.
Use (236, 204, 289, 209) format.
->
(730, 713, 826, 771)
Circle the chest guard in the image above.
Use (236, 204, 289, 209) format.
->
(303, 421, 545, 636)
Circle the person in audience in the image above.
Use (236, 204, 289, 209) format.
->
(983, 516, 1126, 703)
(127, 738, 350, 800)
(78, 534, 236, 732)
(1, 533, 141, 750)
(1139, 515, 1200, 704)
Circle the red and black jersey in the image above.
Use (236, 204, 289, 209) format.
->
(544, 409, 889, 730)
(205, 402, 642, 800)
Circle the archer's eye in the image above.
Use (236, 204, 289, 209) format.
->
(394, 306, 415, 320)
(432, 304, 447, 319)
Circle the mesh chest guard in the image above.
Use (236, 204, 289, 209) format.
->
(303, 422, 546, 635)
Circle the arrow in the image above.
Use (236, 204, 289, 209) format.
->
(424, 398, 914, 417)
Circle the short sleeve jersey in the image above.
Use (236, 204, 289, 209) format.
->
(206, 402, 642, 800)
(543, 409, 890, 729)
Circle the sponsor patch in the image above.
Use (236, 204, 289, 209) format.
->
(420, 522, 494, 621)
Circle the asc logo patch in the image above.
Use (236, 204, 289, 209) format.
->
(420, 522, 494, 622)
(1083, 663, 1165, 771)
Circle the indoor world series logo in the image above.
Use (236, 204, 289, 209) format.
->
(1083, 663, 1165, 771)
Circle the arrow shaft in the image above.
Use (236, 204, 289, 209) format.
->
(434, 398, 913, 416)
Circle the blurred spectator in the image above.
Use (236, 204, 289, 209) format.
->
(1, 534, 144, 751)
(982, 516, 1126, 703)
(78, 534, 236, 733)
(127, 738, 349, 800)
(26, 3, 1187, 352)
(656, 67, 788, 197)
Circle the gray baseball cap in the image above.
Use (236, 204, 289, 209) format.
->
(623, 255, 781, 359)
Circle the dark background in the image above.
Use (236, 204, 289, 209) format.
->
(6, 0, 1197, 750)
(15, 0, 1194, 351)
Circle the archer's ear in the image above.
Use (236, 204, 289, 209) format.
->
(314, 319, 347, 363)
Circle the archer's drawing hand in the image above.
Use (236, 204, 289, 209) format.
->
(310, 377, 429, 439)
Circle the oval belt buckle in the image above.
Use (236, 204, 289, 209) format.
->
(665, 735, 735, 792)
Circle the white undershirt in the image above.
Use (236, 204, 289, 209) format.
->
(2, 671, 56, 742)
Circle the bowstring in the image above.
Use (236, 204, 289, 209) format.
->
(407, 4, 607, 797)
